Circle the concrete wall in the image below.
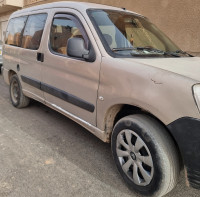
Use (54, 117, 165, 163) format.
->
(21, 0, 200, 54)
(6, 0, 24, 7)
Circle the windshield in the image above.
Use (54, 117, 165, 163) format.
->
(88, 9, 183, 57)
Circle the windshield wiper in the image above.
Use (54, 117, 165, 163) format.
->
(136, 47, 181, 57)
(112, 47, 135, 52)
(112, 47, 180, 57)
(174, 50, 194, 57)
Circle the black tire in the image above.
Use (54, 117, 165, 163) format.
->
(9, 74, 30, 108)
(111, 114, 180, 197)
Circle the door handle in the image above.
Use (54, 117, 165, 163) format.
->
(37, 52, 44, 62)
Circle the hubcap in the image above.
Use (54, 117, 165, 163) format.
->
(11, 79, 20, 104)
(116, 129, 154, 186)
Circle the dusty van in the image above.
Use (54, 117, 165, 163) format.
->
(2, 2, 200, 197)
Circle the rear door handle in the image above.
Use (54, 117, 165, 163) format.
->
(37, 52, 44, 62)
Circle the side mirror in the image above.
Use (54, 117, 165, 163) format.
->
(67, 38, 89, 60)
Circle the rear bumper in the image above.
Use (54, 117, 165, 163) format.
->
(168, 117, 200, 189)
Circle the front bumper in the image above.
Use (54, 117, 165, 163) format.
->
(168, 117, 200, 189)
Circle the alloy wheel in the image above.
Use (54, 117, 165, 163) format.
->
(116, 129, 154, 186)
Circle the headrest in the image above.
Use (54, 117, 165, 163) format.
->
(103, 34, 112, 46)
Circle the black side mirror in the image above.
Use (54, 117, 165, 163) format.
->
(67, 38, 89, 60)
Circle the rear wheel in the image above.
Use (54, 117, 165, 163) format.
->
(111, 114, 180, 197)
(10, 74, 30, 108)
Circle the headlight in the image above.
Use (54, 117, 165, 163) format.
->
(193, 84, 200, 111)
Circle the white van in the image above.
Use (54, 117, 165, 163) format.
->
(2, 2, 200, 197)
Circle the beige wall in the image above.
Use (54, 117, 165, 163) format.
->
(21, 0, 200, 54)
(0, 13, 12, 42)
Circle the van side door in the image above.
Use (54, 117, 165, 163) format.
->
(41, 9, 102, 126)
(18, 12, 48, 102)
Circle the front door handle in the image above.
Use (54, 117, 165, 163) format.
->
(37, 52, 44, 62)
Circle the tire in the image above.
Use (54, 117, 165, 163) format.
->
(9, 74, 30, 108)
(111, 114, 180, 197)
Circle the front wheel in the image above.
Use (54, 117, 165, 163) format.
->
(111, 114, 180, 197)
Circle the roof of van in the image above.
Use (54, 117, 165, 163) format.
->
(11, 1, 142, 17)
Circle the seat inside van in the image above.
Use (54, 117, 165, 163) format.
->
(50, 25, 83, 55)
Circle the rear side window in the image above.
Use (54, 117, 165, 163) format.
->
(5, 16, 27, 46)
(21, 14, 47, 50)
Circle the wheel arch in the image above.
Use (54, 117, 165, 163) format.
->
(8, 70, 17, 84)
(103, 104, 183, 168)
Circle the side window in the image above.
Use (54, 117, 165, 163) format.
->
(50, 15, 88, 56)
(5, 16, 27, 46)
(21, 14, 47, 50)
